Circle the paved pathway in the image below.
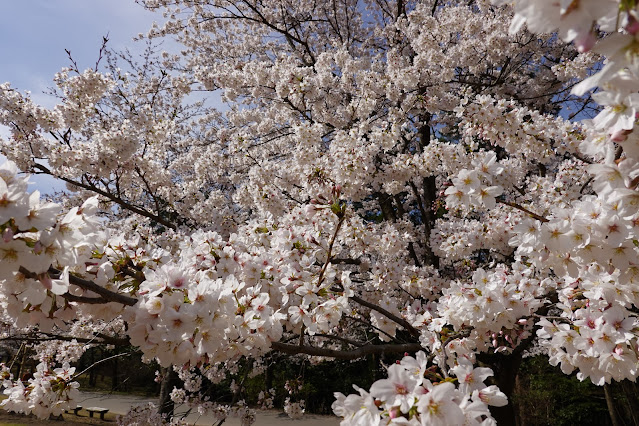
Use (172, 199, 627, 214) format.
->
(77, 391, 341, 425)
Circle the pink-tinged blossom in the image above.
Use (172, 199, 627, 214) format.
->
(332, 386, 381, 426)
(451, 359, 494, 394)
(472, 385, 508, 407)
(416, 382, 464, 426)
(370, 363, 419, 413)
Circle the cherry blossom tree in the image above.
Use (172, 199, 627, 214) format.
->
(0, 0, 638, 424)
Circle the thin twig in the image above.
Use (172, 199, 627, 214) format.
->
(71, 352, 132, 381)
(497, 199, 548, 222)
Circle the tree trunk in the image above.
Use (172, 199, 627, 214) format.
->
(416, 115, 439, 269)
(265, 361, 273, 392)
(604, 383, 622, 426)
(514, 373, 523, 426)
(111, 356, 119, 391)
(484, 353, 523, 426)
(622, 380, 639, 426)
(158, 366, 178, 419)
(88, 350, 97, 387)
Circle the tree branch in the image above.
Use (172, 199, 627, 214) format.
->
(49, 267, 138, 306)
(497, 199, 548, 223)
(271, 341, 422, 360)
(31, 163, 178, 230)
(18, 266, 138, 307)
(1, 331, 129, 347)
(349, 295, 420, 338)
(314, 333, 367, 347)
(317, 213, 346, 286)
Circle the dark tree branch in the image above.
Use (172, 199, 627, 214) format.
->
(49, 267, 138, 306)
(18, 266, 138, 307)
(61, 293, 110, 304)
(317, 213, 346, 286)
(31, 163, 178, 230)
(314, 333, 367, 347)
(349, 295, 420, 338)
(271, 341, 422, 360)
(497, 199, 548, 223)
(1, 331, 129, 347)
(330, 258, 361, 265)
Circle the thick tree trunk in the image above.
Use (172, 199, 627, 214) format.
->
(265, 362, 273, 392)
(88, 349, 97, 387)
(416, 115, 439, 268)
(621, 380, 639, 426)
(514, 373, 523, 426)
(420, 174, 439, 268)
(604, 384, 622, 426)
(89, 349, 98, 388)
(111, 356, 119, 391)
(482, 353, 523, 426)
(158, 366, 178, 418)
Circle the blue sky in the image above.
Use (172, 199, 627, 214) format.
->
(0, 0, 164, 193)
(0, 0, 162, 103)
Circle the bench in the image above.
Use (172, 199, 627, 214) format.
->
(86, 407, 109, 420)
(64, 406, 82, 415)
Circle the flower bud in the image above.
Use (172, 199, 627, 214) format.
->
(626, 15, 639, 35)
(610, 129, 632, 143)
(574, 31, 596, 54)
(2, 228, 13, 243)
(389, 406, 401, 419)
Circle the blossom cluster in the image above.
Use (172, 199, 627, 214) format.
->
(494, 0, 639, 385)
(1, 362, 79, 420)
(432, 264, 544, 362)
(0, 161, 106, 332)
(333, 351, 507, 425)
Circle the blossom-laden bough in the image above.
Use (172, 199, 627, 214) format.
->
(0, 0, 638, 424)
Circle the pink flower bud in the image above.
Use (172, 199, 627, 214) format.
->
(574, 31, 596, 53)
(540, 248, 550, 262)
(610, 129, 632, 142)
(2, 228, 13, 243)
(626, 16, 639, 35)
(389, 406, 401, 419)
(38, 273, 52, 290)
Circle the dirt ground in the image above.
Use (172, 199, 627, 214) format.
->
(0, 392, 341, 426)
(0, 408, 115, 425)
(0, 408, 342, 426)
